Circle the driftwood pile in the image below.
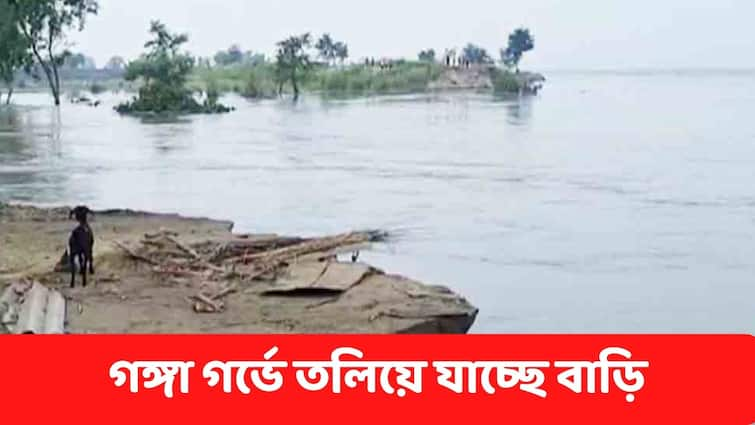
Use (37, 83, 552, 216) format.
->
(113, 229, 388, 314)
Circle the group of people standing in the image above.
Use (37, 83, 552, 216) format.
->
(444, 53, 472, 69)
(363, 57, 395, 70)
(361, 53, 474, 70)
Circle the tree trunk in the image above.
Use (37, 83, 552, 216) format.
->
(30, 49, 59, 106)
(51, 63, 61, 106)
(42, 64, 59, 105)
(20, 24, 61, 106)
(6, 86, 12, 105)
(49, 45, 61, 106)
(291, 68, 299, 101)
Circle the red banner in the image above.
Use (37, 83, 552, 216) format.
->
(1, 335, 752, 424)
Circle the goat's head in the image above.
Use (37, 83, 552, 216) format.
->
(69, 205, 94, 222)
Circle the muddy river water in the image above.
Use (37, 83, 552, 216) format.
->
(1, 70, 754, 333)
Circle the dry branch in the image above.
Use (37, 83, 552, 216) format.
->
(165, 236, 201, 260)
(113, 241, 157, 265)
(223, 231, 382, 266)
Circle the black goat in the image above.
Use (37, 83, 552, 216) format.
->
(68, 206, 95, 288)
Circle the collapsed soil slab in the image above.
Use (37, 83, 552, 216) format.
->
(0, 202, 478, 334)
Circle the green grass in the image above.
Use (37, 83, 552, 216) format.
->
(313, 62, 442, 96)
(190, 64, 280, 98)
(491, 68, 524, 93)
(189, 61, 444, 98)
(19, 62, 529, 101)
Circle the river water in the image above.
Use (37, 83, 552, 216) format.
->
(1, 70, 753, 333)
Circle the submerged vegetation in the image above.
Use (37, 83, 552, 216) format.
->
(116, 21, 232, 115)
(0, 3, 541, 107)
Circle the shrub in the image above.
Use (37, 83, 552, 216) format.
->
(491, 69, 522, 93)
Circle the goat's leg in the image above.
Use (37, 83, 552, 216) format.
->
(88, 249, 95, 274)
(69, 251, 76, 288)
(80, 254, 87, 287)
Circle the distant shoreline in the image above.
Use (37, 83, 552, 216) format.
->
(9, 63, 547, 104)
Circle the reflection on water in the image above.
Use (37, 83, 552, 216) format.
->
(500, 96, 534, 126)
(1, 72, 754, 333)
(0, 108, 25, 161)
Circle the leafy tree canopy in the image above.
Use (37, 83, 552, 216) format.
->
(315, 33, 347, 65)
(275, 33, 312, 99)
(501, 28, 534, 71)
(0, 1, 32, 103)
(418, 49, 436, 62)
(0, 2, 31, 82)
(124, 21, 193, 86)
(118, 21, 231, 115)
(8, 0, 98, 104)
(214, 44, 244, 66)
(462, 43, 492, 64)
(104, 55, 126, 71)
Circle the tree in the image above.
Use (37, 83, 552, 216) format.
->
(334, 41, 348, 65)
(315, 33, 336, 65)
(315, 34, 347, 66)
(64, 52, 95, 70)
(9, 0, 99, 105)
(275, 33, 312, 100)
(461, 43, 492, 64)
(501, 28, 534, 72)
(104, 56, 126, 71)
(214, 44, 244, 66)
(244, 52, 265, 66)
(117, 21, 230, 114)
(0, 0, 32, 104)
(418, 49, 436, 62)
(196, 56, 212, 68)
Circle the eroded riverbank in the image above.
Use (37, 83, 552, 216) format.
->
(0, 203, 478, 334)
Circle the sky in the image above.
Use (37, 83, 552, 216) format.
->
(70, 0, 755, 70)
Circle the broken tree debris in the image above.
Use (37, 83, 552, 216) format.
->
(111, 229, 387, 290)
(108, 229, 391, 315)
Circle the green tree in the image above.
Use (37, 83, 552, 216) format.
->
(334, 41, 348, 65)
(315, 33, 336, 65)
(117, 21, 230, 114)
(0, 1, 32, 104)
(275, 33, 312, 100)
(315, 34, 347, 66)
(418, 49, 436, 62)
(9, 0, 99, 105)
(244, 52, 265, 66)
(501, 28, 534, 72)
(64, 52, 95, 70)
(214, 44, 244, 66)
(461, 43, 492, 64)
(104, 56, 126, 71)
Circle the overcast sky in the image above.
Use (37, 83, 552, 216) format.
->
(70, 0, 754, 70)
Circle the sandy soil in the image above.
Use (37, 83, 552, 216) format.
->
(429, 65, 495, 90)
